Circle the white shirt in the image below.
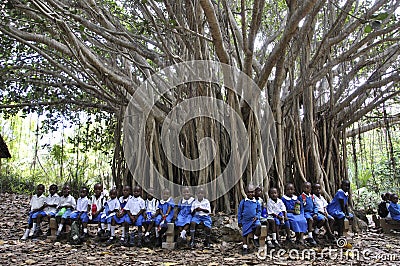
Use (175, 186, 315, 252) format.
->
(145, 198, 159, 215)
(58, 194, 76, 209)
(44, 193, 60, 213)
(76, 196, 90, 212)
(267, 198, 286, 215)
(30, 194, 46, 212)
(313, 194, 328, 213)
(119, 195, 132, 207)
(106, 198, 121, 212)
(90, 195, 106, 211)
(124, 196, 145, 215)
(191, 198, 211, 216)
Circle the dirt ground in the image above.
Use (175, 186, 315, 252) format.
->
(1, 193, 399, 266)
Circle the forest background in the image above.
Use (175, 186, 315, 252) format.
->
(0, 0, 399, 214)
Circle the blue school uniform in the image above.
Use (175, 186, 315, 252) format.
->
(114, 195, 132, 224)
(238, 198, 261, 236)
(388, 202, 400, 221)
(281, 195, 307, 233)
(175, 197, 194, 227)
(70, 196, 90, 223)
(300, 193, 325, 221)
(155, 197, 175, 225)
(191, 198, 212, 228)
(327, 189, 354, 219)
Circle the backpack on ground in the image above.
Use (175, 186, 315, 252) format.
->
(69, 221, 82, 245)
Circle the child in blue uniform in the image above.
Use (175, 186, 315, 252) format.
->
(190, 187, 212, 248)
(104, 189, 120, 243)
(21, 184, 47, 240)
(312, 183, 335, 240)
(300, 182, 321, 246)
(173, 187, 194, 243)
(70, 187, 90, 239)
(238, 184, 261, 255)
(281, 183, 307, 245)
(327, 180, 353, 236)
(154, 188, 175, 247)
(124, 186, 146, 247)
(115, 185, 132, 244)
(388, 194, 400, 221)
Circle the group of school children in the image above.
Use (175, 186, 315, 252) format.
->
(21, 183, 212, 248)
(238, 180, 354, 255)
(22, 180, 357, 254)
(378, 192, 400, 221)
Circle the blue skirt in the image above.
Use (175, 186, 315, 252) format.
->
(285, 213, 307, 233)
(113, 213, 130, 224)
(175, 213, 192, 227)
(241, 219, 261, 236)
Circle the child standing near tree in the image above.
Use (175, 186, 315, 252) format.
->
(21, 184, 47, 240)
(189, 187, 212, 248)
(55, 185, 76, 240)
(327, 180, 354, 237)
(124, 186, 146, 247)
(173, 186, 194, 243)
(154, 188, 175, 247)
(238, 184, 262, 255)
(70, 187, 90, 240)
(266, 187, 286, 248)
(281, 183, 307, 245)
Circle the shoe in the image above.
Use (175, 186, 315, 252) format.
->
(306, 237, 317, 246)
(285, 238, 293, 244)
(253, 238, 260, 248)
(21, 229, 30, 241)
(155, 237, 162, 247)
(272, 240, 281, 248)
(189, 238, 195, 249)
(106, 237, 115, 244)
(137, 238, 142, 248)
(97, 229, 105, 237)
(267, 241, 275, 249)
(56, 233, 62, 241)
(46, 230, 51, 237)
(80, 232, 89, 241)
(144, 235, 151, 244)
(33, 229, 43, 238)
(242, 247, 248, 255)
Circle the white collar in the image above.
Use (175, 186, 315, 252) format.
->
(338, 189, 349, 196)
(245, 197, 257, 202)
(182, 197, 194, 204)
(282, 195, 297, 200)
(160, 197, 172, 204)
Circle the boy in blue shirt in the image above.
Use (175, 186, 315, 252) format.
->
(327, 180, 353, 236)
(238, 184, 261, 255)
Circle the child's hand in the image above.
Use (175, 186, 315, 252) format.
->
(252, 217, 257, 222)
(195, 207, 201, 212)
(238, 223, 242, 228)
